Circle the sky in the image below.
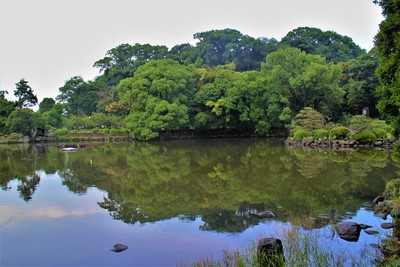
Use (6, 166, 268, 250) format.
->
(0, 0, 384, 104)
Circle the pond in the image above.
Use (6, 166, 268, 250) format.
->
(0, 139, 399, 266)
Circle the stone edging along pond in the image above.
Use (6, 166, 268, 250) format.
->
(285, 138, 397, 149)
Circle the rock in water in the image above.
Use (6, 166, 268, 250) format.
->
(254, 211, 275, 218)
(364, 230, 379, 235)
(336, 222, 361, 242)
(111, 243, 128, 252)
(381, 222, 396, 229)
(358, 223, 372, 229)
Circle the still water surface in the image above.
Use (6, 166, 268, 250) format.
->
(0, 139, 399, 266)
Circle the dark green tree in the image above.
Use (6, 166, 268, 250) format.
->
(117, 59, 196, 140)
(38, 97, 55, 114)
(41, 103, 64, 128)
(56, 76, 99, 117)
(280, 27, 365, 63)
(94, 43, 168, 86)
(374, 0, 400, 138)
(340, 49, 380, 116)
(0, 91, 16, 133)
(193, 28, 272, 71)
(6, 108, 41, 136)
(14, 79, 38, 108)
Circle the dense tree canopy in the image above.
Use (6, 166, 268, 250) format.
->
(0, 26, 387, 141)
(374, 0, 400, 137)
(281, 27, 365, 63)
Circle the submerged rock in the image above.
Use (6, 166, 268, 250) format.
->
(358, 223, 372, 229)
(111, 243, 128, 253)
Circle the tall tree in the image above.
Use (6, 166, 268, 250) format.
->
(6, 108, 41, 136)
(56, 76, 99, 117)
(14, 79, 38, 108)
(374, 0, 400, 137)
(117, 59, 196, 140)
(38, 97, 55, 114)
(193, 28, 273, 71)
(94, 43, 169, 86)
(280, 27, 365, 63)
(260, 48, 344, 120)
(340, 49, 380, 116)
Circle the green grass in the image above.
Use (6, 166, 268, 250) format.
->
(182, 224, 379, 267)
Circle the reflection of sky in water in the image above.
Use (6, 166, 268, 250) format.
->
(0, 171, 392, 266)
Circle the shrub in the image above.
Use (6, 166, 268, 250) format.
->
(351, 130, 376, 144)
(53, 128, 68, 136)
(91, 128, 99, 134)
(293, 129, 311, 142)
(372, 128, 388, 139)
(384, 178, 400, 199)
(329, 126, 350, 139)
(100, 128, 110, 134)
(313, 129, 329, 140)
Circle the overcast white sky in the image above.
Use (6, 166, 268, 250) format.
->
(0, 0, 383, 104)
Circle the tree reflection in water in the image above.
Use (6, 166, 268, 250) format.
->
(1, 140, 399, 233)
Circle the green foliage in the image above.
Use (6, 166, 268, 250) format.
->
(0, 91, 16, 133)
(349, 115, 372, 131)
(384, 178, 400, 199)
(193, 28, 274, 71)
(340, 49, 380, 116)
(56, 76, 99, 116)
(53, 128, 69, 136)
(14, 79, 38, 108)
(6, 108, 40, 136)
(38, 98, 55, 114)
(329, 126, 350, 139)
(351, 130, 377, 144)
(313, 129, 329, 140)
(280, 27, 365, 63)
(372, 128, 389, 139)
(119, 59, 196, 140)
(293, 129, 311, 142)
(261, 48, 344, 118)
(374, 0, 400, 140)
(294, 107, 325, 131)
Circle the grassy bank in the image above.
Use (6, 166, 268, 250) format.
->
(183, 223, 385, 267)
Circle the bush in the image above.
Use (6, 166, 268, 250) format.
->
(53, 128, 68, 136)
(293, 129, 311, 142)
(372, 128, 388, 139)
(91, 128, 99, 134)
(329, 126, 350, 139)
(351, 130, 376, 144)
(384, 178, 400, 199)
(313, 129, 329, 140)
(100, 128, 110, 134)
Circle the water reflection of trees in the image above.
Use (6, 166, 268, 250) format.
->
(1, 142, 399, 232)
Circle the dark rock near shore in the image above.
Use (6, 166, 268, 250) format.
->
(336, 222, 361, 242)
(252, 211, 276, 219)
(373, 196, 385, 204)
(374, 212, 388, 220)
(257, 238, 284, 266)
